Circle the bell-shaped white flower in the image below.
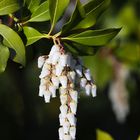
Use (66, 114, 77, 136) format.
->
(70, 90, 78, 102)
(63, 134, 71, 140)
(44, 90, 51, 103)
(51, 51, 61, 65)
(59, 76, 68, 88)
(69, 71, 76, 83)
(80, 78, 87, 88)
(59, 87, 67, 95)
(85, 84, 91, 96)
(49, 45, 60, 56)
(55, 64, 64, 76)
(38, 56, 46, 68)
(67, 113, 76, 126)
(60, 105, 68, 118)
(51, 76, 59, 88)
(63, 120, 70, 134)
(58, 127, 64, 140)
(75, 65, 82, 77)
(59, 114, 65, 126)
(60, 94, 67, 105)
(70, 101, 77, 114)
(91, 84, 97, 97)
(70, 126, 76, 139)
(39, 85, 46, 97)
(84, 69, 91, 80)
(49, 85, 57, 98)
(39, 63, 51, 78)
(59, 54, 69, 67)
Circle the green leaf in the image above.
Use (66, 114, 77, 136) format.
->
(49, 0, 70, 32)
(61, 0, 85, 34)
(0, 24, 25, 66)
(0, 0, 20, 15)
(25, 0, 41, 13)
(73, 0, 111, 29)
(23, 26, 45, 46)
(0, 44, 9, 73)
(64, 42, 97, 56)
(28, 1, 50, 22)
(62, 28, 121, 46)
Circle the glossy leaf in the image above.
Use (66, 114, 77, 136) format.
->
(62, 28, 121, 46)
(25, 0, 41, 13)
(0, 0, 19, 15)
(73, 0, 111, 29)
(49, 0, 70, 32)
(29, 1, 50, 22)
(0, 24, 25, 66)
(23, 26, 45, 46)
(0, 44, 9, 73)
(64, 42, 97, 56)
(61, 0, 85, 34)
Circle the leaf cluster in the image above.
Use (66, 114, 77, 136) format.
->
(0, 0, 120, 73)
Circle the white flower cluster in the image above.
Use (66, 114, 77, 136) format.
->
(38, 44, 96, 140)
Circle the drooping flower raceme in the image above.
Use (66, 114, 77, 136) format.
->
(38, 44, 96, 140)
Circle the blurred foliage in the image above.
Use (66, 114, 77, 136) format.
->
(96, 129, 114, 140)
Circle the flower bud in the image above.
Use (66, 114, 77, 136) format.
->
(60, 94, 67, 105)
(69, 71, 76, 83)
(80, 78, 87, 88)
(70, 90, 78, 102)
(84, 69, 91, 80)
(49, 85, 57, 98)
(60, 105, 68, 118)
(75, 65, 82, 77)
(51, 51, 61, 65)
(91, 84, 97, 97)
(51, 76, 59, 88)
(58, 127, 64, 140)
(59, 76, 67, 88)
(70, 126, 76, 139)
(38, 56, 46, 68)
(63, 134, 71, 140)
(44, 90, 51, 103)
(55, 64, 64, 76)
(59, 87, 67, 95)
(39, 63, 51, 78)
(85, 84, 91, 96)
(70, 101, 77, 114)
(59, 114, 65, 126)
(63, 120, 70, 134)
(39, 85, 46, 97)
(59, 54, 69, 67)
(49, 45, 60, 56)
(67, 113, 76, 126)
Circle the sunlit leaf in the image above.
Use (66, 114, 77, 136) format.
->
(138, 135, 140, 140)
(73, 0, 110, 29)
(29, 1, 50, 22)
(23, 26, 45, 46)
(25, 0, 41, 13)
(62, 28, 121, 46)
(96, 129, 114, 140)
(0, 24, 25, 66)
(0, 0, 19, 15)
(49, 0, 70, 32)
(0, 44, 9, 73)
(61, 0, 85, 34)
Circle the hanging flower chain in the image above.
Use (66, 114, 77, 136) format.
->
(38, 42, 96, 140)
